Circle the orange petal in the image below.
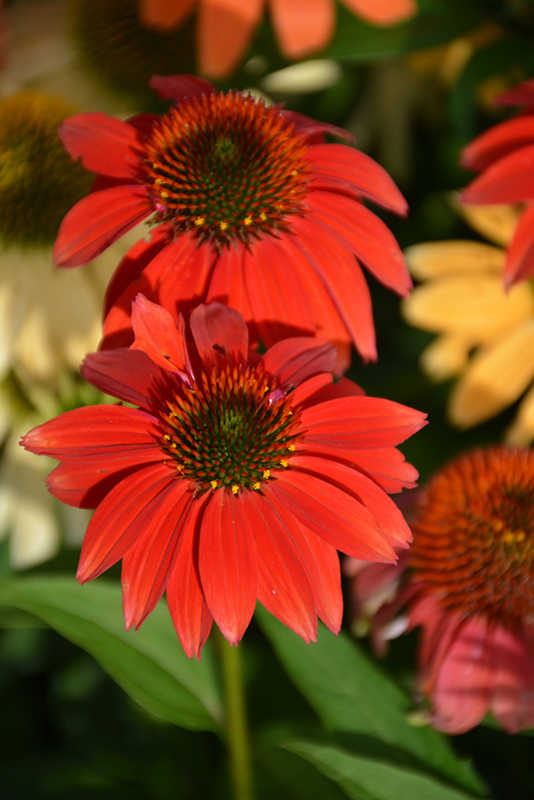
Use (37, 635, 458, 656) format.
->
(139, 0, 196, 29)
(342, 0, 416, 26)
(269, 0, 334, 59)
(199, 0, 264, 78)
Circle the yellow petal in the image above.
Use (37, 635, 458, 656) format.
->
(505, 384, 534, 445)
(420, 333, 471, 381)
(402, 275, 534, 339)
(404, 240, 504, 279)
(457, 203, 520, 247)
(448, 319, 534, 428)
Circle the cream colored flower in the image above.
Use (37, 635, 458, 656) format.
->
(402, 204, 534, 444)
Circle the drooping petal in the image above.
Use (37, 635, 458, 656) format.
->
(461, 116, 534, 171)
(131, 294, 188, 372)
(448, 319, 534, 428)
(238, 491, 318, 642)
(58, 114, 144, 179)
(76, 463, 178, 582)
(198, 0, 264, 78)
(140, 0, 196, 29)
(266, 471, 397, 562)
(166, 494, 214, 659)
(430, 616, 494, 734)
(290, 454, 412, 549)
(284, 216, 377, 361)
(497, 78, 534, 107)
(309, 143, 408, 215)
(307, 190, 411, 295)
(199, 491, 258, 645)
(149, 73, 215, 102)
(461, 144, 534, 205)
(342, 0, 416, 25)
(269, 0, 334, 59)
(121, 480, 194, 630)
(190, 302, 249, 370)
(489, 626, 534, 733)
(503, 203, 534, 286)
(300, 396, 427, 450)
(53, 186, 151, 267)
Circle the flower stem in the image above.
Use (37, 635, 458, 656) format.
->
(220, 636, 254, 800)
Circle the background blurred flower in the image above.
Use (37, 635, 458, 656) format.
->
(461, 77, 534, 287)
(140, 0, 417, 78)
(402, 203, 534, 443)
(346, 445, 534, 734)
(54, 73, 410, 375)
(23, 298, 426, 658)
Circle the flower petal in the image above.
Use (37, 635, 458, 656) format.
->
(198, 0, 264, 78)
(266, 471, 396, 562)
(504, 202, 534, 286)
(199, 491, 258, 645)
(342, 0, 416, 25)
(489, 626, 534, 733)
(76, 463, 178, 582)
(309, 143, 407, 215)
(461, 144, 534, 205)
(149, 73, 215, 102)
(58, 114, 144, 179)
(140, 0, 196, 29)
(404, 240, 504, 279)
(53, 186, 151, 267)
(308, 190, 411, 295)
(131, 294, 188, 372)
(270, 0, 334, 59)
(461, 116, 534, 171)
(81, 349, 169, 410)
(190, 302, 249, 370)
(260, 337, 335, 389)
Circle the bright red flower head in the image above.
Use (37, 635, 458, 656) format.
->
(347, 446, 534, 734)
(22, 298, 425, 658)
(461, 78, 534, 287)
(53, 74, 410, 374)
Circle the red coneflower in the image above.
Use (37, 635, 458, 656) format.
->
(22, 298, 425, 658)
(461, 77, 534, 287)
(53, 74, 410, 374)
(347, 446, 534, 734)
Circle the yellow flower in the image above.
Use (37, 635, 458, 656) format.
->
(402, 204, 534, 444)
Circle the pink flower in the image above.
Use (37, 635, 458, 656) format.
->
(22, 298, 425, 658)
(347, 446, 534, 734)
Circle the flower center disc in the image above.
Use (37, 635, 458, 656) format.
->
(159, 364, 301, 494)
(143, 92, 311, 247)
(410, 447, 534, 628)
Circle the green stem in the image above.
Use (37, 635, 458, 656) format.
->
(220, 635, 254, 800)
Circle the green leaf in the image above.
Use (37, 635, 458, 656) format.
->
(324, 2, 486, 62)
(286, 741, 483, 800)
(257, 610, 486, 796)
(0, 576, 223, 733)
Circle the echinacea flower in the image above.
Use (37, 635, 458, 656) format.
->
(22, 298, 426, 658)
(402, 203, 534, 442)
(461, 77, 534, 287)
(346, 446, 534, 734)
(53, 74, 411, 374)
(140, 0, 417, 78)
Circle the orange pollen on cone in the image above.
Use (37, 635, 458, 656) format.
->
(409, 446, 534, 629)
(142, 91, 311, 248)
(159, 363, 302, 494)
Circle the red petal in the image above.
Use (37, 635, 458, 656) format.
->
(490, 626, 534, 733)
(81, 349, 169, 410)
(166, 494, 213, 659)
(260, 338, 335, 389)
(461, 116, 534, 171)
(461, 144, 534, 205)
(76, 463, 179, 582)
(503, 203, 534, 287)
(131, 294, 188, 372)
(293, 376, 365, 410)
(309, 143, 408, 215)
(345, 447, 420, 493)
(205, 241, 255, 331)
(238, 491, 318, 642)
(149, 73, 215, 102)
(497, 79, 534, 107)
(140, 0, 196, 29)
(199, 491, 258, 645)
(300, 396, 427, 449)
(190, 302, 249, 370)
(53, 186, 151, 266)
(121, 481, 195, 630)
(58, 113, 143, 179)
(290, 454, 412, 549)
(266, 472, 396, 562)
(307, 190, 411, 296)
(283, 110, 355, 145)
(286, 217, 377, 361)
(288, 373, 334, 408)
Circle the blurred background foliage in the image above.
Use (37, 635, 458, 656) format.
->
(1, 0, 534, 798)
